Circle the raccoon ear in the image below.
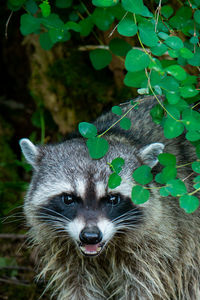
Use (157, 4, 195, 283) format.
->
(19, 138, 38, 168)
(139, 143, 164, 168)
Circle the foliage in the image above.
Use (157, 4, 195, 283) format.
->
(7, 0, 200, 213)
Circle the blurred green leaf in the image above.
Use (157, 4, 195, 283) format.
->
(92, 0, 119, 7)
(161, 5, 173, 18)
(109, 38, 132, 56)
(78, 122, 97, 138)
(117, 14, 137, 36)
(112, 106, 122, 115)
(179, 194, 199, 213)
(158, 153, 176, 166)
(55, 0, 72, 8)
(131, 185, 149, 204)
(165, 65, 187, 81)
(125, 49, 150, 72)
(120, 117, 131, 130)
(165, 179, 187, 197)
(87, 137, 109, 159)
(110, 157, 125, 174)
(89, 49, 112, 70)
(132, 165, 153, 185)
(108, 173, 121, 188)
(164, 36, 184, 50)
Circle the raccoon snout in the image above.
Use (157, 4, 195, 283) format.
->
(79, 226, 103, 245)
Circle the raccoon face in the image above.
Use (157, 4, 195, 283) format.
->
(19, 138, 164, 257)
(38, 191, 143, 256)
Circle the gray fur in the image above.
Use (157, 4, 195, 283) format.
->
(20, 96, 200, 299)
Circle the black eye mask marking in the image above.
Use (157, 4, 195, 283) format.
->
(100, 194, 143, 225)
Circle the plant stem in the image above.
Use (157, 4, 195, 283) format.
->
(98, 102, 138, 137)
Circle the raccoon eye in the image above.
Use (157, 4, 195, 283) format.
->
(61, 194, 76, 206)
(106, 194, 121, 206)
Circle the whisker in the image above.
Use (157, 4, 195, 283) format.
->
(34, 205, 70, 222)
(111, 208, 142, 223)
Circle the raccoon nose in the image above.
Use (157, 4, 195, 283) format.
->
(79, 227, 103, 244)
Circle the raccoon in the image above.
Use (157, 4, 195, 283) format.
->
(20, 96, 200, 300)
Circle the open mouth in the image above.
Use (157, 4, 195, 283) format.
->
(79, 242, 105, 257)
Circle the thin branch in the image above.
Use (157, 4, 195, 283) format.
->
(5, 11, 13, 39)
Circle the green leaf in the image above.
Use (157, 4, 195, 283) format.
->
(160, 166, 177, 183)
(179, 48, 194, 59)
(112, 106, 122, 115)
(120, 117, 131, 130)
(150, 104, 164, 124)
(108, 173, 122, 189)
(164, 36, 184, 50)
(192, 161, 200, 173)
(39, 32, 54, 50)
(182, 109, 200, 131)
(122, 0, 145, 14)
(78, 122, 97, 138)
(186, 130, 200, 142)
(79, 17, 94, 37)
(160, 76, 179, 92)
(158, 32, 169, 40)
(7, 0, 26, 10)
(179, 194, 199, 213)
(55, 0, 72, 8)
(138, 23, 158, 47)
(193, 175, 200, 183)
(64, 21, 81, 32)
(124, 70, 147, 88)
(151, 43, 167, 56)
(92, 7, 114, 30)
(190, 36, 199, 45)
(39, 1, 51, 18)
(49, 28, 65, 43)
(166, 91, 181, 105)
(132, 165, 153, 185)
(89, 49, 112, 70)
(193, 176, 200, 189)
(187, 48, 200, 66)
(86, 137, 109, 159)
(117, 14, 137, 37)
(92, 0, 119, 7)
(40, 13, 64, 28)
(25, 0, 38, 14)
(20, 14, 41, 35)
(194, 10, 200, 24)
(165, 65, 187, 81)
(109, 38, 132, 56)
(180, 86, 199, 98)
(160, 187, 170, 197)
(131, 185, 150, 204)
(194, 175, 200, 183)
(163, 117, 184, 139)
(169, 7, 192, 31)
(165, 179, 187, 197)
(158, 153, 176, 167)
(125, 49, 150, 72)
(161, 5, 173, 18)
(168, 49, 179, 58)
(194, 182, 200, 190)
(110, 157, 125, 174)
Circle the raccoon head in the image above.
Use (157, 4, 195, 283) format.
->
(20, 138, 164, 257)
